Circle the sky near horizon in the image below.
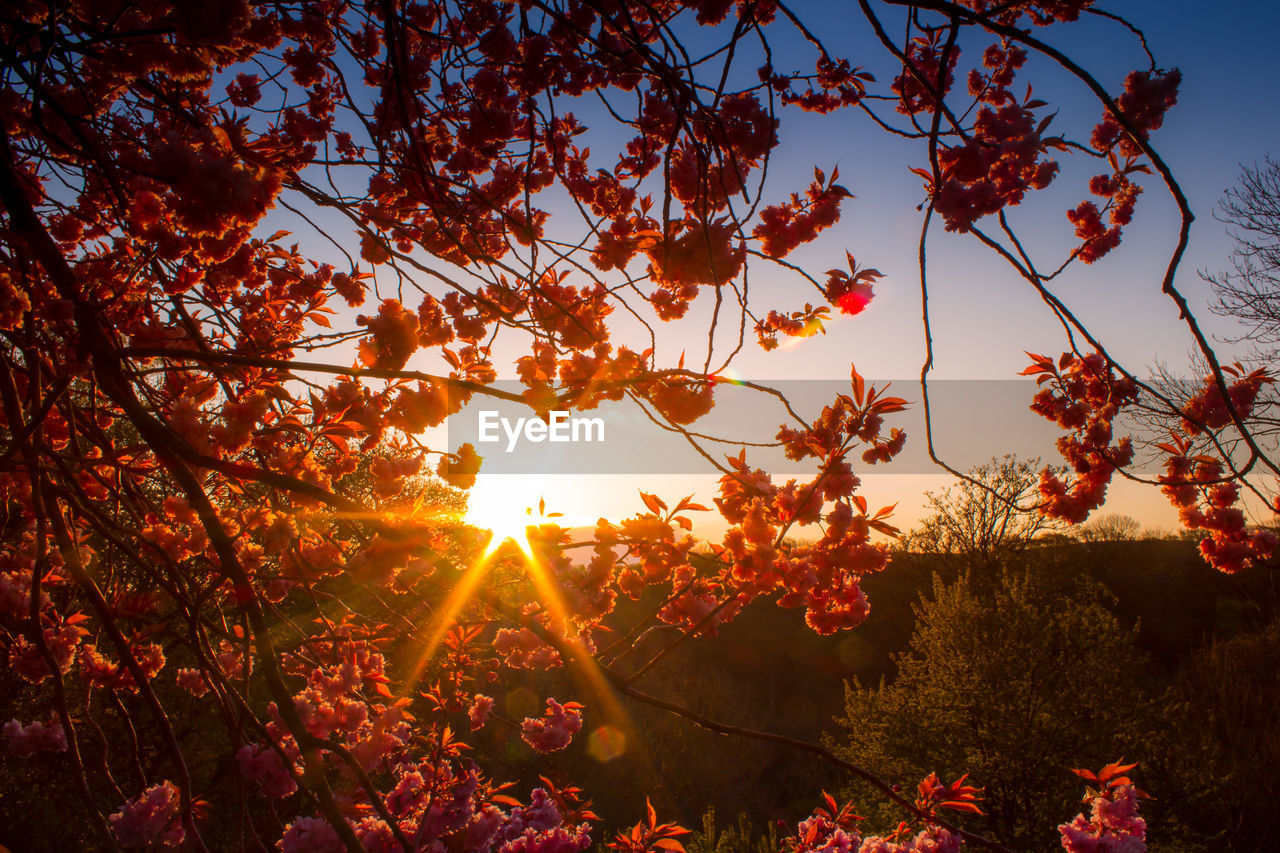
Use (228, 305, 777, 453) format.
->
(289, 2, 1280, 537)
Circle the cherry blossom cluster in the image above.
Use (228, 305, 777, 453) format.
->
(469, 694, 496, 731)
(0, 555, 54, 620)
(693, 371, 906, 635)
(1060, 69, 1179, 261)
(933, 44, 1059, 232)
(1145, 365, 1275, 572)
(753, 170, 852, 258)
(236, 743, 298, 799)
(1025, 351, 1138, 524)
(1065, 166, 1144, 263)
(3, 719, 67, 756)
(520, 698, 585, 753)
(766, 57, 873, 114)
(956, 0, 1094, 27)
(645, 377, 716, 425)
(277, 774, 594, 853)
(668, 92, 778, 215)
(643, 220, 745, 319)
(493, 627, 564, 670)
(892, 30, 959, 116)
(8, 621, 85, 684)
(1178, 366, 1270, 435)
(1090, 70, 1181, 159)
(786, 776, 975, 853)
(80, 641, 166, 692)
(109, 782, 185, 850)
(1058, 762, 1149, 853)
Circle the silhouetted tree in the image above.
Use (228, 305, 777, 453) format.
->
(1207, 157, 1280, 360)
(907, 456, 1063, 572)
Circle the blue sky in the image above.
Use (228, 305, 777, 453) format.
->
(726, 1, 1280, 377)
(458, 2, 1280, 535)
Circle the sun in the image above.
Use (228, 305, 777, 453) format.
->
(464, 479, 536, 558)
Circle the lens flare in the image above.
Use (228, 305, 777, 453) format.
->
(586, 724, 627, 762)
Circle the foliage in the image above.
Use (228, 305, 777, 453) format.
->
(1144, 619, 1280, 852)
(686, 809, 780, 853)
(832, 567, 1153, 849)
(0, 0, 1275, 851)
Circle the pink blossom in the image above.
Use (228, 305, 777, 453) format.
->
(175, 667, 210, 697)
(856, 828, 961, 853)
(236, 743, 297, 798)
(469, 694, 496, 730)
(109, 781, 185, 849)
(4, 718, 68, 756)
(0, 570, 36, 619)
(520, 699, 583, 753)
(1059, 784, 1147, 853)
(498, 823, 592, 853)
(279, 816, 345, 853)
(355, 817, 401, 853)
(1092, 785, 1141, 830)
(9, 623, 80, 683)
(350, 705, 412, 771)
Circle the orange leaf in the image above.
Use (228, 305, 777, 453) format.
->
(639, 491, 667, 515)
(1098, 759, 1138, 784)
(941, 801, 984, 815)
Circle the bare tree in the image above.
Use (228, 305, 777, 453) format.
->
(1111, 160, 1280, 515)
(908, 455, 1064, 569)
(1206, 157, 1280, 360)
(1076, 513, 1142, 543)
